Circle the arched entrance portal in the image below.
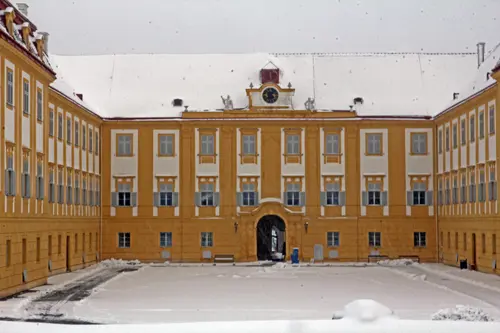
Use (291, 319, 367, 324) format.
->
(256, 215, 286, 261)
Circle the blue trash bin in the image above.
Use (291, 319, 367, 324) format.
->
(291, 247, 299, 264)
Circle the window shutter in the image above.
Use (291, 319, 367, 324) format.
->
(381, 191, 388, 206)
(40, 178, 45, 200)
(21, 174, 25, 197)
(299, 192, 306, 207)
(4, 170, 9, 194)
(407, 191, 413, 206)
(361, 191, 368, 206)
(255, 192, 259, 205)
(320, 192, 326, 206)
(213, 192, 220, 206)
(482, 184, 486, 202)
(194, 192, 201, 206)
(36, 178, 40, 199)
(468, 186, 473, 203)
(473, 185, 477, 202)
(26, 174, 31, 198)
(426, 191, 433, 206)
(172, 192, 179, 206)
(111, 192, 118, 207)
(153, 192, 160, 207)
(11, 171, 16, 196)
(339, 191, 346, 206)
(494, 182, 498, 200)
(283, 192, 287, 204)
(131, 192, 137, 207)
(236, 192, 242, 206)
(488, 183, 493, 200)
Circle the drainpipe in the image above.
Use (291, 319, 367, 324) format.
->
(99, 125, 103, 263)
(434, 124, 439, 263)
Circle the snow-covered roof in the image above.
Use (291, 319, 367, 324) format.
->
(437, 43, 500, 117)
(50, 52, 479, 118)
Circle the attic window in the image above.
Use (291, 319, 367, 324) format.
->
(260, 69, 280, 84)
(353, 97, 364, 105)
(172, 98, 183, 107)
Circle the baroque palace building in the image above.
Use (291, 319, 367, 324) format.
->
(0, 0, 500, 297)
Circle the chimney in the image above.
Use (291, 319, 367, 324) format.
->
(39, 32, 49, 53)
(453, 92, 460, 100)
(16, 3, 29, 16)
(477, 42, 486, 68)
(76, 93, 83, 101)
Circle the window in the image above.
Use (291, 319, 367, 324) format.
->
(479, 112, 485, 139)
(21, 157, 30, 198)
(242, 134, 256, 155)
(440, 231, 443, 247)
(452, 176, 458, 204)
(89, 233, 92, 251)
(201, 232, 213, 247)
(6, 240, 11, 267)
(326, 134, 340, 154)
(438, 129, 443, 153)
(36, 89, 43, 121)
(22, 238, 27, 264)
(89, 129, 93, 153)
(48, 235, 52, 257)
(470, 115, 475, 142)
(242, 183, 256, 206)
(6, 68, 14, 105)
(368, 232, 381, 247)
(460, 174, 467, 203)
(445, 127, 450, 151)
(82, 126, 86, 150)
(83, 233, 86, 253)
(463, 233, 467, 251)
(493, 234, 497, 255)
(66, 118, 72, 144)
(286, 183, 300, 206)
(23, 79, 29, 115)
(412, 182, 426, 205)
(36, 162, 43, 200)
(82, 178, 87, 205)
(445, 179, 450, 205)
(159, 183, 174, 206)
(438, 179, 443, 205)
(160, 232, 172, 247)
(411, 133, 427, 154)
(367, 183, 381, 205)
(118, 232, 130, 248)
(461, 119, 466, 145)
(58, 235, 62, 254)
(95, 132, 99, 155)
(470, 172, 476, 202)
(48, 168, 55, 203)
(67, 173, 72, 204)
(489, 105, 495, 134)
(117, 134, 132, 156)
(447, 232, 450, 248)
(74, 176, 80, 205)
(74, 121, 79, 146)
(201, 134, 214, 155)
(366, 133, 382, 155)
(455, 232, 458, 250)
(479, 170, 486, 202)
(89, 178, 94, 206)
(489, 167, 497, 201)
(482, 234, 486, 254)
(452, 124, 457, 148)
(286, 134, 300, 154)
(49, 110, 54, 136)
(414, 232, 426, 247)
(36, 237, 40, 262)
(118, 183, 131, 207)
(159, 134, 174, 156)
(327, 232, 340, 247)
(200, 183, 214, 206)
(57, 113, 63, 140)
(326, 183, 340, 206)
(96, 178, 101, 206)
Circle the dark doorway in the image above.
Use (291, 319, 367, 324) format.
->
(471, 233, 477, 270)
(257, 215, 286, 261)
(66, 235, 71, 271)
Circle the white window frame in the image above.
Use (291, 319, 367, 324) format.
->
(412, 182, 426, 205)
(36, 89, 43, 121)
(414, 232, 426, 247)
(368, 232, 381, 247)
(460, 119, 466, 145)
(479, 111, 485, 139)
(327, 231, 340, 247)
(367, 134, 381, 155)
(117, 135, 132, 156)
(6, 68, 14, 106)
(242, 134, 256, 155)
(325, 183, 340, 206)
(201, 232, 213, 247)
(160, 232, 172, 247)
(159, 135, 174, 156)
(286, 183, 300, 206)
(200, 134, 214, 155)
(159, 183, 174, 206)
(200, 183, 214, 206)
(326, 134, 339, 154)
(22, 79, 29, 115)
(118, 183, 131, 207)
(470, 116, 475, 142)
(489, 105, 495, 134)
(411, 133, 427, 154)
(242, 183, 256, 206)
(286, 134, 300, 155)
(118, 232, 130, 248)
(367, 183, 381, 205)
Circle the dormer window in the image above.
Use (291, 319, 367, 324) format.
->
(260, 69, 280, 84)
(172, 98, 183, 107)
(353, 97, 364, 105)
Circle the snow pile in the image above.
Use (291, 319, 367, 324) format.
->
(431, 305, 494, 322)
(273, 262, 288, 268)
(100, 259, 141, 267)
(342, 299, 395, 322)
(377, 259, 415, 266)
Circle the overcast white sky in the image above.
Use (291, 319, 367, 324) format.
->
(21, 0, 500, 55)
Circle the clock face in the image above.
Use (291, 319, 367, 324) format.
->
(262, 87, 279, 104)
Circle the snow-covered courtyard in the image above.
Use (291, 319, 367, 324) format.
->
(2, 261, 500, 324)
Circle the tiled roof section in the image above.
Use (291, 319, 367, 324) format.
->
(436, 42, 500, 117)
(0, 5, 53, 74)
(50, 52, 478, 119)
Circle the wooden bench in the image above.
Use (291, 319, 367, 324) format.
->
(398, 255, 420, 263)
(367, 255, 389, 263)
(213, 254, 235, 265)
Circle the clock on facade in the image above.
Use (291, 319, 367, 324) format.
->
(262, 87, 279, 104)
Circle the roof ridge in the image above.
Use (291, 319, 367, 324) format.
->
(271, 52, 477, 56)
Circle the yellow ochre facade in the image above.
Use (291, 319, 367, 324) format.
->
(0, 0, 500, 298)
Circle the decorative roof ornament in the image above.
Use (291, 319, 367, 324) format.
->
(221, 95, 233, 110)
(249, 82, 254, 89)
(288, 82, 292, 88)
(304, 97, 315, 110)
